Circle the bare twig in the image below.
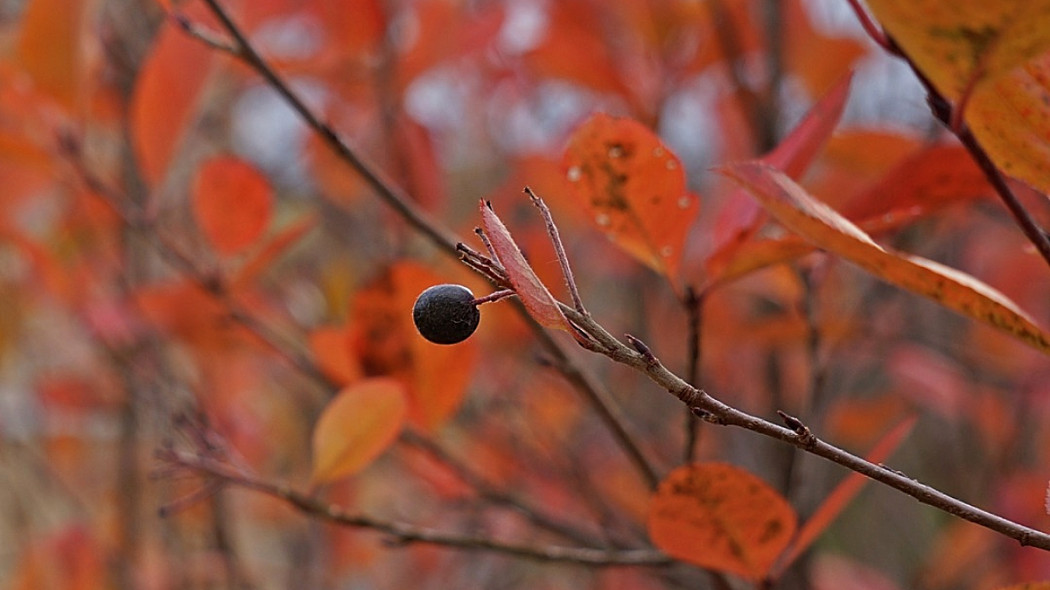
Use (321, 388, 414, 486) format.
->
(555, 303, 1050, 551)
(843, 0, 895, 53)
(398, 429, 605, 547)
(198, 0, 461, 254)
(191, 0, 662, 493)
(525, 187, 587, 315)
(190, 0, 1050, 557)
(471, 289, 516, 307)
(160, 449, 671, 567)
(682, 286, 704, 464)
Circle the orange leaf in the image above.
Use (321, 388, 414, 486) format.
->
(772, 416, 917, 578)
(705, 237, 817, 289)
(308, 325, 361, 387)
(996, 584, 1050, 590)
(192, 156, 273, 256)
(783, 0, 866, 98)
(524, 2, 626, 95)
(648, 463, 798, 581)
(16, 0, 85, 110)
(311, 378, 407, 484)
(130, 10, 215, 186)
(350, 261, 478, 430)
(721, 162, 1050, 354)
(864, 0, 1050, 194)
(563, 113, 699, 282)
(478, 200, 573, 332)
(232, 213, 318, 288)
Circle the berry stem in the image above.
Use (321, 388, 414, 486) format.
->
(472, 289, 516, 306)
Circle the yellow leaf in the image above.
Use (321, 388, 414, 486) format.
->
(311, 378, 407, 485)
(16, 0, 85, 109)
(864, 0, 1050, 193)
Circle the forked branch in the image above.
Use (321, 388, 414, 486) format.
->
(188, 0, 1050, 559)
(158, 447, 670, 567)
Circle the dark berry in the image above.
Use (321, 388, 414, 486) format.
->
(412, 284, 481, 345)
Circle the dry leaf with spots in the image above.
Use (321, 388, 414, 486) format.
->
(563, 113, 699, 284)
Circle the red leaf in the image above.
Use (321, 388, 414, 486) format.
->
(311, 378, 407, 484)
(478, 200, 573, 332)
(841, 144, 992, 220)
(130, 10, 216, 186)
(564, 114, 699, 282)
(392, 116, 446, 210)
(709, 73, 852, 270)
(648, 463, 798, 581)
(192, 156, 274, 256)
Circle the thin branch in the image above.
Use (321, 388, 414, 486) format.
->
(556, 304, 1050, 551)
(682, 286, 704, 464)
(160, 450, 672, 567)
(905, 55, 1050, 271)
(198, 0, 462, 254)
(844, 0, 894, 53)
(398, 429, 606, 547)
(525, 186, 587, 315)
(191, 0, 662, 493)
(956, 127, 1050, 267)
(706, 0, 771, 152)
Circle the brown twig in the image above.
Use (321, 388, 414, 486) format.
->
(398, 429, 606, 547)
(525, 186, 587, 315)
(682, 286, 704, 464)
(844, 0, 895, 53)
(555, 304, 1050, 551)
(192, 0, 663, 494)
(63, 132, 615, 554)
(160, 449, 671, 567)
(191, 0, 1050, 558)
(197, 0, 461, 255)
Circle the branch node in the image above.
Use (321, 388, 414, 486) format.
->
(625, 334, 658, 366)
(690, 406, 711, 420)
(776, 410, 816, 447)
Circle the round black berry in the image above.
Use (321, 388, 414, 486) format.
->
(412, 284, 481, 345)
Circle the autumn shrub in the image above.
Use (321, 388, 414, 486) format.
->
(3, 1, 1050, 589)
